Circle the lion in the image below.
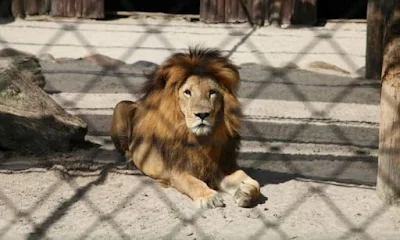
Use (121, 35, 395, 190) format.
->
(110, 46, 260, 208)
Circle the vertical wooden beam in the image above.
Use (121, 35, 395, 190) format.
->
(269, 0, 282, 27)
(11, 0, 25, 18)
(366, 0, 385, 79)
(264, 0, 271, 25)
(231, 0, 239, 23)
(200, 0, 208, 22)
(225, 0, 235, 23)
(246, 0, 254, 23)
(66, 0, 76, 17)
(281, 0, 294, 27)
(82, 0, 104, 19)
(75, 0, 83, 18)
(25, 0, 41, 16)
(237, 0, 246, 22)
(217, 0, 225, 22)
(50, 0, 65, 17)
(50, 0, 103, 18)
(39, 0, 51, 15)
(15, 0, 51, 16)
(253, 0, 265, 26)
(237, 0, 254, 24)
(377, 0, 400, 205)
(200, 0, 218, 23)
(209, 0, 218, 23)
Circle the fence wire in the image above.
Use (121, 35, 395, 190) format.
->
(0, 0, 398, 239)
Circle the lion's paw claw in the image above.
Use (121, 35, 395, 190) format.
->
(195, 191, 225, 209)
(234, 182, 260, 208)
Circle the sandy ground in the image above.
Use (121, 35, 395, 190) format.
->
(0, 169, 399, 240)
(1, 17, 400, 239)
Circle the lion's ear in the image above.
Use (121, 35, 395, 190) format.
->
(143, 64, 170, 93)
(153, 65, 171, 88)
(218, 67, 240, 94)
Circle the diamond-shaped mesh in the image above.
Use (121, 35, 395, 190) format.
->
(0, 0, 399, 239)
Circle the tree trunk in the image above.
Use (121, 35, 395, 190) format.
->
(377, 0, 400, 204)
(366, 0, 386, 79)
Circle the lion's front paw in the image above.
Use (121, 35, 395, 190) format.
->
(234, 181, 260, 208)
(195, 190, 225, 209)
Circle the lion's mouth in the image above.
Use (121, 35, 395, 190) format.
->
(191, 122, 212, 136)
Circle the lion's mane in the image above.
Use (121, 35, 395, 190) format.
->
(130, 47, 242, 188)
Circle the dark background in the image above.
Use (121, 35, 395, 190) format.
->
(105, 0, 368, 20)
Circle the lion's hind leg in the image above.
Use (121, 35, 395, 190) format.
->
(110, 100, 138, 156)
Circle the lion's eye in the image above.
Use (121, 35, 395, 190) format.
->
(183, 90, 191, 97)
(209, 90, 217, 97)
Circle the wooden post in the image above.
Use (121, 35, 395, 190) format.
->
(269, 0, 282, 27)
(237, 0, 246, 22)
(377, 0, 400, 205)
(253, 0, 265, 26)
(25, 0, 41, 16)
(82, 0, 104, 19)
(366, 0, 386, 79)
(11, 0, 25, 18)
(50, 0, 104, 19)
(216, 0, 225, 23)
(225, 0, 239, 23)
(65, 0, 76, 17)
(200, 0, 218, 23)
(281, 0, 294, 27)
(74, 0, 83, 18)
(50, 0, 65, 17)
(39, 0, 51, 15)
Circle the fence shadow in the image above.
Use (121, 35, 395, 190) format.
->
(0, 139, 378, 187)
(2, 58, 381, 186)
(0, 5, 394, 237)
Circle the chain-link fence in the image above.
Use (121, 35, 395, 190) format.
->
(0, 0, 399, 239)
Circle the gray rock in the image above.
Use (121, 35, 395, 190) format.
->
(37, 53, 56, 62)
(8, 56, 46, 88)
(82, 54, 125, 68)
(0, 57, 88, 155)
(55, 57, 77, 63)
(280, 62, 299, 69)
(129, 60, 158, 70)
(0, 48, 33, 58)
(0, 51, 46, 88)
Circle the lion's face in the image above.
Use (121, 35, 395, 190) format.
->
(178, 75, 223, 136)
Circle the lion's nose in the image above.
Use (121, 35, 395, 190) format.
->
(194, 112, 210, 120)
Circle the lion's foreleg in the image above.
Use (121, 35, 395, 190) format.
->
(219, 169, 260, 208)
(170, 172, 225, 209)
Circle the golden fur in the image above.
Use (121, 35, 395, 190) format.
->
(110, 47, 260, 208)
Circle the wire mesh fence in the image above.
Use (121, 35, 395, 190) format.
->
(0, 0, 399, 239)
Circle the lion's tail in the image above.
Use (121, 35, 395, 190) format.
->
(110, 100, 138, 156)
